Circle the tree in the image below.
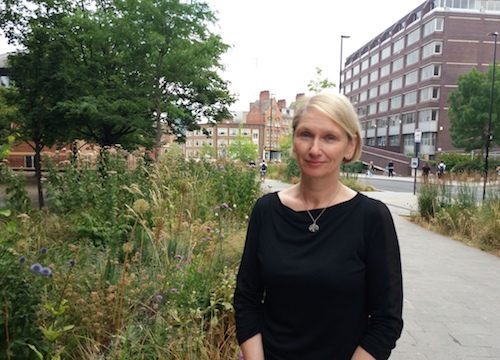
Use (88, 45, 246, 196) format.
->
(0, 87, 18, 160)
(1, 0, 234, 205)
(307, 67, 336, 94)
(448, 66, 500, 152)
(227, 134, 257, 163)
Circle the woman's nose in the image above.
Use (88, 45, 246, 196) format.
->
(309, 138, 321, 155)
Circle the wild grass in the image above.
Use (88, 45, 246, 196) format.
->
(0, 152, 259, 359)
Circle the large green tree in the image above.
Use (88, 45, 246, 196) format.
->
(0, 0, 234, 206)
(227, 134, 257, 163)
(448, 66, 500, 152)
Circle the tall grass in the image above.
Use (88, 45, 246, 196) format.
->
(0, 151, 260, 359)
(415, 177, 500, 253)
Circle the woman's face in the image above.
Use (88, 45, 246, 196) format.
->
(293, 108, 356, 180)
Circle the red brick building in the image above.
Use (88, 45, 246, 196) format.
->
(342, 0, 500, 174)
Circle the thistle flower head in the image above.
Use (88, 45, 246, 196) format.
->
(30, 263, 42, 274)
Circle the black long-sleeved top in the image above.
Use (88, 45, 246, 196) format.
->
(234, 192, 403, 360)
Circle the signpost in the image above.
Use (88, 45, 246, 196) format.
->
(413, 129, 421, 195)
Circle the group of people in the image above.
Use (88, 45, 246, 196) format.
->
(235, 93, 403, 359)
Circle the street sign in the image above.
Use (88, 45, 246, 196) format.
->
(411, 157, 419, 169)
(414, 128, 422, 143)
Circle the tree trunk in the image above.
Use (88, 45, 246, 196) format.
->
(34, 141, 45, 209)
(154, 108, 163, 160)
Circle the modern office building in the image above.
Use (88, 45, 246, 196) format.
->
(342, 0, 500, 172)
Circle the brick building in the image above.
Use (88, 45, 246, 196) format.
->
(342, 0, 500, 174)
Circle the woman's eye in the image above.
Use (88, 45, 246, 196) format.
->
(324, 135, 336, 142)
(299, 132, 312, 138)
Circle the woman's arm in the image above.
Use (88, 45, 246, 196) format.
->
(240, 333, 265, 360)
(351, 346, 376, 360)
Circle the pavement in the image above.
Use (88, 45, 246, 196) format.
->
(263, 178, 500, 360)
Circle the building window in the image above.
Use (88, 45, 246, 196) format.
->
(404, 134, 415, 146)
(218, 128, 227, 136)
(368, 103, 377, 115)
(360, 90, 368, 102)
(345, 69, 352, 80)
(377, 118, 388, 128)
(353, 64, 360, 76)
(405, 70, 419, 86)
(371, 52, 379, 66)
(391, 95, 402, 109)
(369, 87, 378, 99)
(380, 63, 391, 78)
(389, 135, 400, 146)
(421, 132, 436, 146)
(352, 79, 359, 91)
(381, 46, 391, 60)
(390, 115, 401, 126)
(393, 38, 405, 54)
(367, 137, 376, 146)
(360, 75, 369, 87)
(420, 86, 440, 101)
(402, 112, 416, 124)
(377, 136, 387, 146)
(392, 57, 404, 72)
(345, 82, 352, 93)
(407, 28, 421, 46)
(370, 69, 379, 82)
(423, 41, 442, 59)
(392, 76, 403, 91)
(419, 109, 439, 122)
(253, 133, 258, 139)
(404, 91, 417, 106)
(358, 106, 368, 116)
(421, 64, 441, 80)
(406, 49, 419, 66)
(423, 17, 443, 37)
(379, 81, 390, 95)
(229, 128, 238, 136)
(25, 155, 35, 169)
(361, 58, 370, 72)
(379, 100, 389, 112)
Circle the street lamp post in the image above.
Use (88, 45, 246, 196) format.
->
(268, 95, 273, 161)
(339, 35, 350, 94)
(483, 31, 498, 201)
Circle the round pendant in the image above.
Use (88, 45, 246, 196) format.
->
(308, 223, 319, 233)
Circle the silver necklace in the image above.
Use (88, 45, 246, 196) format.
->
(304, 184, 341, 233)
(306, 207, 328, 233)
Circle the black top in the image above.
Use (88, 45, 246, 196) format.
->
(234, 192, 403, 360)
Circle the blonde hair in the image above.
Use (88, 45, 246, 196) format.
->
(292, 93, 362, 163)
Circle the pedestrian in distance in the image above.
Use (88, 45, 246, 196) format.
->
(422, 162, 431, 184)
(387, 160, 394, 177)
(259, 159, 267, 181)
(367, 161, 374, 176)
(437, 160, 446, 179)
(234, 93, 403, 360)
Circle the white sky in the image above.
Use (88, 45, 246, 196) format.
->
(0, 0, 426, 111)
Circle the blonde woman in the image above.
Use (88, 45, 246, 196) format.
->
(234, 93, 403, 360)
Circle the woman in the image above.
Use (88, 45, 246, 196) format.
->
(234, 93, 403, 360)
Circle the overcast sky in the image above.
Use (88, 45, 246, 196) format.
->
(0, 0, 427, 111)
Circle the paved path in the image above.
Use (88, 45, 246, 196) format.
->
(263, 179, 500, 360)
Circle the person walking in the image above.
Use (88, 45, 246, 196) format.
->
(259, 159, 267, 181)
(387, 160, 394, 177)
(437, 161, 446, 179)
(422, 162, 431, 184)
(234, 93, 403, 360)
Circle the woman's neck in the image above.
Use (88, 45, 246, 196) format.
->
(298, 176, 343, 209)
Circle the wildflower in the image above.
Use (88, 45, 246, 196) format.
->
(30, 263, 42, 274)
(19, 256, 27, 264)
(40, 267, 53, 277)
(122, 242, 134, 253)
(170, 288, 179, 294)
(132, 198, 150, 214)
(174, 254, 183, 260)
(154, 293, 164, 303)
(39, 247, 48, 255)
(68, 259, 76, 267)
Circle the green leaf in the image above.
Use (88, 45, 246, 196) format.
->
(27, 344, 44, 360)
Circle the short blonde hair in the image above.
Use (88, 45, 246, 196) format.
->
(292, 93, 362, 163)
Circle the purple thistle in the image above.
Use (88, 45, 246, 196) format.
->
(174, 254, 183, 260)
(30, 263, 42, 274)
(39, 247, 48, 255)
(68, 259, 76, 267)
(40, 267, 53, 277)
(170, 288, 179, 294)
(19, 256, 27, 264)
